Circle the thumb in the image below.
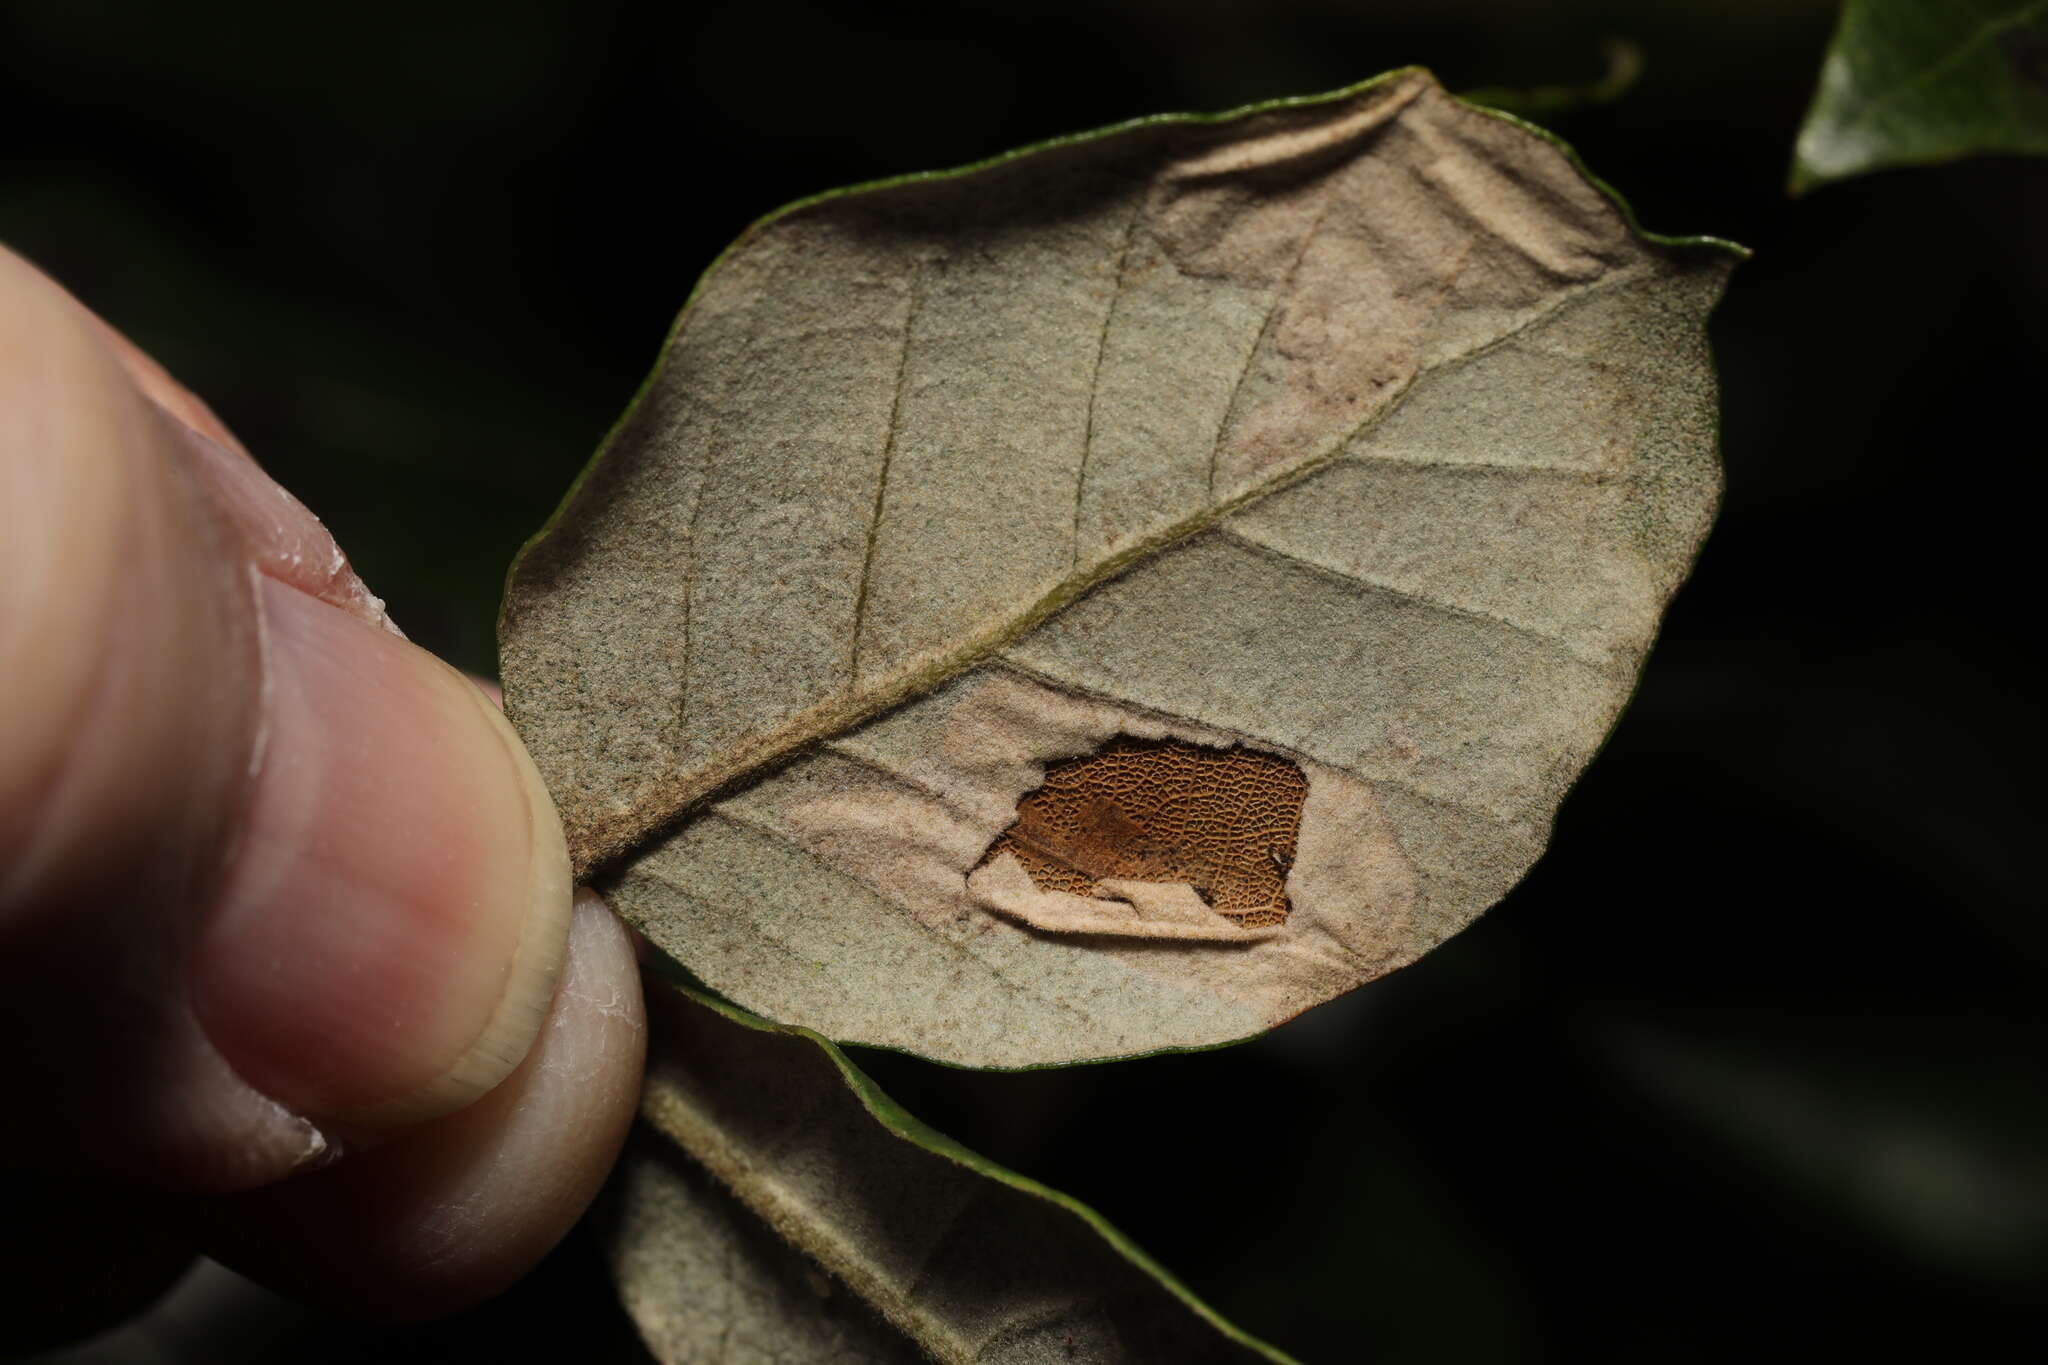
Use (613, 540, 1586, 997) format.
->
(0, 245, 572, 1192)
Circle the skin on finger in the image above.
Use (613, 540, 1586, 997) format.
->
(0, 248, 636, 1325)
(0, 244, 575, 1191)
(0, 245, 295, 1189)
(169, 418, 399, 632)
(193, 891, 647, 1320)
(8, 245, 395, 632)
(84, 316, 247, 456)
(191, 577, 572, 1132)
(0, 248, 242, 914)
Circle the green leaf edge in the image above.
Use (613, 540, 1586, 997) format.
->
(498, 62, 1746, 634)
(1788, 0, 2048, 194)
(501, 65, 1751, 1064)
(644, 957, 1304, 1365)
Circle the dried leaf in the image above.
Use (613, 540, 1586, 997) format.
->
(501, 68, 1742, 1067)
(602, 980, 1294, 1365)
(1792, 0, 2048, 193)
(605, 1137, 929, 1365)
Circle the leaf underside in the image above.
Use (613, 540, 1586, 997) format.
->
(1792, 0, 2048, 191)
(603, 979, 1296, 1365)
(500, 67, 1741, 1069)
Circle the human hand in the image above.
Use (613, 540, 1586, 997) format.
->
(0, 244, 646, 1328)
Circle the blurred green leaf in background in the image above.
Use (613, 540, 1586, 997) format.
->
(1793, 0, 2048, 190)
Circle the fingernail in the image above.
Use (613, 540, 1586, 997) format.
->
(190, 889, 646, 1319)
(190, 577, 573, 1132)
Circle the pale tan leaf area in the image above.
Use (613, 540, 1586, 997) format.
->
(501, 68, 1738, 1067)
(602, 987, 1290, 1364)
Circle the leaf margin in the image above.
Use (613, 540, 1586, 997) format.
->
(637, 958, 1305, 1365)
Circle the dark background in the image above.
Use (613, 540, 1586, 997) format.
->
(4, 1, 2042, 1361)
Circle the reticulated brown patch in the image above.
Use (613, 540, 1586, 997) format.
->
(982, 737, 1309, 927)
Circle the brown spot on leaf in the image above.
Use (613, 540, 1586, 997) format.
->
(981, 737, 1309, 928)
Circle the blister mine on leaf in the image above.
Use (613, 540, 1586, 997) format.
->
(975, 736, 1308, 941)
(500, 67, 1743, 1068)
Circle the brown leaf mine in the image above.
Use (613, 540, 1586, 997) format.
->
(980, 738, 1309, 934)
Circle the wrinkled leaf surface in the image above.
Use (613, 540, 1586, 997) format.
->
(501, 68, 1740, 1067)
(602, 981, 1294, 1364)
(1793, 0, 2048, 191)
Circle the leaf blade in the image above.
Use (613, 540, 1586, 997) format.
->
(605, 1135, 933, 1365)
(503, 68, 1742, 1067)
(1791, 0, 2048, 192)
(606, 977, 1299, 1365)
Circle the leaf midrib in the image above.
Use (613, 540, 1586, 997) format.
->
(642, 982, 1307, 1364)
(577, 260, 1661, 877)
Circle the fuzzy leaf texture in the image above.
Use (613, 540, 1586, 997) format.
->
(500, 68, 1742, 1068)
(602, 981, 1293, 1364)
(1792, 0, 2048, 191)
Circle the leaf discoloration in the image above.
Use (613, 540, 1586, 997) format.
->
(983, 738, 1307, 936)
(502, 67, 1741, 1066)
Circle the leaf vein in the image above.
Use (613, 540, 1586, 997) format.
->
(1071, 197, 1147, 570)
(684, 806, 1113, 1031)
(849, 264, 926, 684)
(1205, 200, 1334, 499)
(1337, 451, 1622, 479)
(1830, 0, 2048, 137)
(819, 739, 981, 817)
(986, 657, 1518, 826)
(673, 431, 718, 764)
(583, 263, 1657, 873)
(1215, 524, 1620, 670)
(968, 1297, 1099, 1361)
